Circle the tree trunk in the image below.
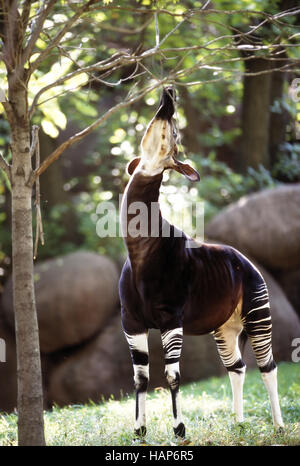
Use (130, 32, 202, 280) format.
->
(9, 83, 45, 446)
(269, 50, 289, 168)
(239, 58, 272, 172)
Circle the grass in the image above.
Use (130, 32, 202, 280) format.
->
(0, 362, 299, 446)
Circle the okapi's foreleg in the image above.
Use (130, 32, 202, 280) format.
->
(124, 332, 149, 436)
(161, 327, 185, 438)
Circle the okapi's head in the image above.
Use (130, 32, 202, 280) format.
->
(127, 87, 200, 182)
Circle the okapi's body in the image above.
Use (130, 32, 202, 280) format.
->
(121, 172, 243, 336)
(119, 87, 284, 438)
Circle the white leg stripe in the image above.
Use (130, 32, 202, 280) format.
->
(247, 302, 270, 314)
(124, 332, 148, 353)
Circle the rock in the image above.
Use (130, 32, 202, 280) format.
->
(206, 184, 300, 270)
(48, 316, 223, 407)
(2, 251, 119, 353)
(274, 268, 300, 319)
(47, 317, 133, 405)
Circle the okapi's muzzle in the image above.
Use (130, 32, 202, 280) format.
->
(155, 86, 176, 121)
(127, 86, 200, 182)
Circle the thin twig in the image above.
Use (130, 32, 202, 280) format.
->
(28, 52, 136, 117)
(25, 3, 300, 118)
(22, 0, 58, 67)
(155, 12, 160, 48)
(30, 125, 44, 259)
(28, 0, 98, 74)
(20, 0, 33, 33)
(30, 124, 40, 157)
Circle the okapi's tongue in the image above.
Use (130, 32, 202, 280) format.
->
(155, 86, 176, 121)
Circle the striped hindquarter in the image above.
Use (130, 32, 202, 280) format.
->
(212, 272, 283, 428)
(243, 282, 274, 370)
(243, 278, 284, 427)
(213, 282, 274, 372)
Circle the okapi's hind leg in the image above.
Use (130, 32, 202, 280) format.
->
(213, 302, 246, 423)
(242, 279, 284, 429)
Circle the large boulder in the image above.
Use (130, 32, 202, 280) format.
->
(48, 317, 133, 405)
(2, 251, 119, 353)
(274, 267, 300, 319)
(206, 184, 300, 270)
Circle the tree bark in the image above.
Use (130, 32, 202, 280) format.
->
(239, 57, 272, 172)
(9, 82, 45, 446)
(269, 51, 290, 168)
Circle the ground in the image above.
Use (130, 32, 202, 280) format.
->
(0, 362, 299, 446)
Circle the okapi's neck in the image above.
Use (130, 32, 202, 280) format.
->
(121, 171, 165, 270)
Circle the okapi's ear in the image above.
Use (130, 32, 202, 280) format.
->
(173, 159, 200, 182)
(127, 157, 141, 176)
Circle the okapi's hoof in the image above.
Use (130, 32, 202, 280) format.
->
(134, 426, 147, 438)
(174, 422, 186, 438)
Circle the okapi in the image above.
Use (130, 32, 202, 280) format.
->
(119, 87, 284, 438)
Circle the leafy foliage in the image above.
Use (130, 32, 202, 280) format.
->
(272, 143, 300, 182)
(0, 0, 299, 270)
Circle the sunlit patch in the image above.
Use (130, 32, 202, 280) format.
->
(237, 197, 247, 207)
(226, 105, 236, 114)
(146, 97, 156, 106)
(111, 147, 121, 155)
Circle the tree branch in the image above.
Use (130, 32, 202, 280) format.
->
(27, 78, 170, 186)
(20, 3, 300, 185)
(28, 51, 137, 117)
(28, 0, 99, 74)
(26, 2, 300, 117)
(20, 0, 33, 33)
(0, 151, 11, 180)
(30, 125, 44, 259)
(21, 0, 58, 67)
